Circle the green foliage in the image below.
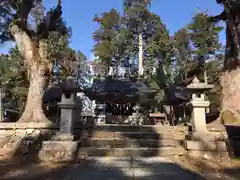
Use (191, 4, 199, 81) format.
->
(171, 12, 224, 107)
(172, 12, 223, 83)
(124, 0, 151, 8)
(93, 9, 125, 68)
(145, 15, 175, 100)
(0, 0, 70, 44)
(0, 0, 75, 77)
(206, 54, 224, 108)
(0, 48, 28, 112)
(173, 28, 193, 84)
(188, 12, 223, 77)
(92, 1, 176, 105)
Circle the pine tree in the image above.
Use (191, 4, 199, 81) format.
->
(93, 9, 126, 70)
(188, 12, 223, 82)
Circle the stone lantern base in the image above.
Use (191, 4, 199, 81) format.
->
(39, 140, 78, 162)
(184, 130, 229, 160)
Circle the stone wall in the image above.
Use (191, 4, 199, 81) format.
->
(0, 123, 59, 160)
(0, 122, 230, 161)
(0, 123, 189, 160)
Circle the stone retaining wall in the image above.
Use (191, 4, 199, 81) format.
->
(0, 123, 58, 160)
(0, 122, 230, 161)
(0, 123, 189, 160)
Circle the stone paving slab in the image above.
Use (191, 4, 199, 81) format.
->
(64, 157, 205, 180)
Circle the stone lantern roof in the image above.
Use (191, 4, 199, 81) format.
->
(187, 77, 214, 92)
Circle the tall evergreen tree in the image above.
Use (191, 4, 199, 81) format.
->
(93, 9, 126, 70)
(124, 0, 159, 75)
(188, 12, 223, 82)
(173, 28, 194, 84)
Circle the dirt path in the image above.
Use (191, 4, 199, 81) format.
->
(0, 156, 239, 180)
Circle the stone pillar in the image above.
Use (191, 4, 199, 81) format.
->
(184, 78, 229, 160)
(188, 94, 210, 133)
(39, 92, 78, 161)
(185, 96, 229, 160)
(94, 104, 106, 125)
(57, 93, 76, 139)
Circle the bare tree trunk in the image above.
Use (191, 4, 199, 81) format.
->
(220, 68, 240, 124)
(209, 2, 240, 124)
(10, 25, 50, 123)
(19, 62, 49, 122)
(221, 19, 240, 124)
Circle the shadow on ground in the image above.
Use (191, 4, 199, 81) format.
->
(0, 157, 208, 180)
(1, 122, 239, 180)
(0, 121, 201, 180)
(1, 123, 240, 180)
(226, 125, 240, 157)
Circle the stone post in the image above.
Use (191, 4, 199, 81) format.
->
(94, 104, 106, 125)
(186, 77, 214, 134)
(57, 93, 76, 139)
(39, 92, 78, 161)
(188, 93, 210, 133)
(184, 78, 229, 160)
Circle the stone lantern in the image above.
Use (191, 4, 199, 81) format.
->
(187, 77, 214, 133)
(184, 78, 229, 160)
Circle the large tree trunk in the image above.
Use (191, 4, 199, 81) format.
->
(10, 25, 50, 123)
(220, 68, 240, 125)
(208, 1, 240, 124)
(19, 62, 49, 122)
(220, 18, 240, 125)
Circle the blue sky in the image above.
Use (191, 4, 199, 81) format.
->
(0, 0, 224, 59)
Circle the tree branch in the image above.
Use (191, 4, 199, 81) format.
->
(15, 0, 34, 25)
(37, 0, 63, 39)
(208, 11, 226, 22)
(9, 24, 36, 66)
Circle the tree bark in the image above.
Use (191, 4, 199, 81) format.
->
(220, 68, 240, 124)
(217, 2, 240, 125)
(220, 14, 240, 124)
(19, 62, 49, 122)
(10, 25, 50, 123)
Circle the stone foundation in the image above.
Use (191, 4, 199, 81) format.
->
(39, 141, 78, 161)
(184, 131, 230, 160)
(0, 123, 57, 160)
(0, 122, 231, 161)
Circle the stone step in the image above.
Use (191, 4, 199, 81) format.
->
(81, 138, 183, 148)
(85, 124, 187, 133)
(78, 147, 186, 157)
(88, 131, 185, 140)
(0, 137, 22, 149)
(188, 150, 230, 160)
(0, 147, 15, 159)
(184, 140, 227, 151)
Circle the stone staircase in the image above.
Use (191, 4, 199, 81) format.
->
(77, 125, 188, 158)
